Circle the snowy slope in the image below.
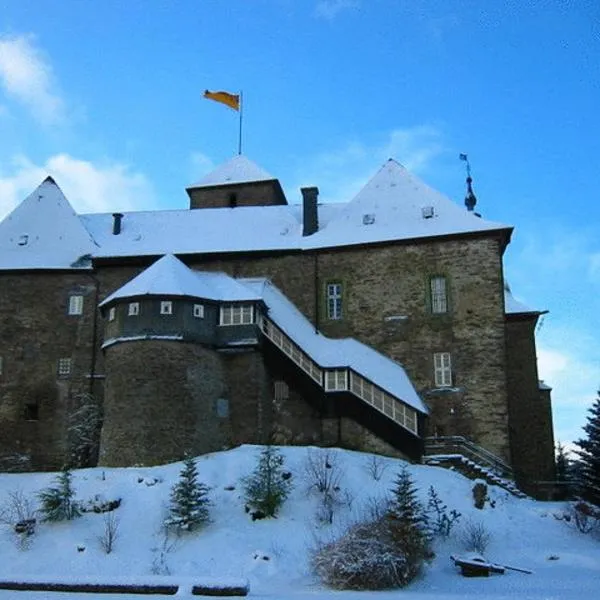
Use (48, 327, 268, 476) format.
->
(0, 446, 597, 600)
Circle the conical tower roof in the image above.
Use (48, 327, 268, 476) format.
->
(0, 176, 97, 269)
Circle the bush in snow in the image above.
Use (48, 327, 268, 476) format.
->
(364, 454, 388, 481)
(98, 511, 120, 554)
(472, 481, 488, 509)
(0, 489, 37, 549)
(304, 448, 344, 495)
(165, 454, 210, 532)
(460, 519, 492, 554)
(425, 485, 461, 539)
(244, 445, 291, 519)
(312, 517, 418, 589)
(38, 468, 81, 522)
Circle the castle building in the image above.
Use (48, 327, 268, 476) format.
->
(0, 156, 555, 495)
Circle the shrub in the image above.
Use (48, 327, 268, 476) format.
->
(460, 520, 491, 554)
(426, 486, 461, 538)
(38, 468, 80, 522)
(244, 445, 291, 518)
(304, 448, 344, 495)
(98, 511, 119, 554)
(365, 454, 388, 481)
(165, 455, 210, 532)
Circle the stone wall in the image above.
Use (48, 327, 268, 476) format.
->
(187, 180, 286, 209)
(0, 271, 100, 470)
(505, 317, 556, 488)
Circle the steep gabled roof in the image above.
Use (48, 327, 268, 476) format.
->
(187, 155, 275, 189)
(504, 282, 547, 316)
(303, 159, 512, 249)
(100, 254, 261, 306)
(0, 177, 96, 270)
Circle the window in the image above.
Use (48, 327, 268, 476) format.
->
(160, 301, 173, 315)
(325, 369, 348, 391)
(57, 358, 72, 377)
(220, 304, 254, 326)
(108, 307, 116, 321)
(128, 302, 140, 316)
(274, 380, 289, 401)
(23, 403, 39, 421)
(193, 304, 205, 318)
(68, 295, 84, 315)
(433, 352, 452, 387)
(430, 276, 448, 314)
(326, 283, 343, 320)
(216, 398, 229, 418)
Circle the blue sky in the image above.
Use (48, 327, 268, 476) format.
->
(0, 0, 598, 450)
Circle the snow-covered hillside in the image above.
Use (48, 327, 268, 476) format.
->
(0, 446, 598, 599)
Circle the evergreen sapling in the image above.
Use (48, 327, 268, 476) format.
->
(574, 392, 600, 507)
(244, 445, 291, 518)
(38, 468, 81, 522)
(165, 455, 210, 532)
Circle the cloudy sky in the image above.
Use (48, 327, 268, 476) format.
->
(0, 0, 598, 449)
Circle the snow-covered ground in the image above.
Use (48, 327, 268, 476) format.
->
(0, 445, 597, 599)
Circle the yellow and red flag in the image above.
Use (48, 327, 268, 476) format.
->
(203, 90, 240, 111)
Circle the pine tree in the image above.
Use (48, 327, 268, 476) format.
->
(244, 445, 291, 518)
(387, 467, 430, 570)
(574, 393, 600, 506)
(556, 441, 570, 483)
(165, 455, 210, 532)
(38, 467, 81, 522)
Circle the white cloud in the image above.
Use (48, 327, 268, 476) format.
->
(314, 0, 359, 20)
(0, 34, 64, 124)
(0, 154, 156, 219)
(288, 125, 445, 203)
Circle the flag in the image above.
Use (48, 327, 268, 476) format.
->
(459, 153, 468, 161)
(203, 90, 240, 111)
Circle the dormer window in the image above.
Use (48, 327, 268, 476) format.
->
(18, 234, 28, 246)
(422, 206, 434, 219)
(160, 301, 173, 315)
(128, 302, 140, 316)
(220, 304, 254, 326)
(325, 369, 348, 391)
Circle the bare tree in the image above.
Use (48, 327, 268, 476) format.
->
(98, 511, 120, 554)
(365, 455, 388, 481)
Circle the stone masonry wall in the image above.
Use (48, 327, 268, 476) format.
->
(505, 317, 556, 487)
(100, 340, 229, 466)
(0, 271, 99, 470)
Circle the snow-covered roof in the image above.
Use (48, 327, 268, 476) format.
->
(100, 254, 261, 306)
(0, 177, 96, 270)
(0, 157, 513, 269)
(504, 282, 545, 316)
(241, 277, 428, 414)
(188, 155, 275, 189)
(302, 159, 511, 250)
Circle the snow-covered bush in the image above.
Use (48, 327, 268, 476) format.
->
(472, 481, 488, 509)
(37, 468, 81, 522)
(165, 455, 210, 532)
(304, 448, 343, 495)
(244, 445, 291, 519)
(365, 454, 388, 481)
(98, 511, 119, 554)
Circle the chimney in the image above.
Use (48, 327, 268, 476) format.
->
(301, 186, 319, 236)
(112, 213, 124, 235)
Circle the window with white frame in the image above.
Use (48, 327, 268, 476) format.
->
(57, 358, 72, 377)
(108, 307, 116, 321)
(273, 380, 289, 401)
(219, 304, 254, 326)
(325, 369, 348, 391)
(430, 276, 448, 314)
(326, 283, 343, 320)
(193, 304, 205, 318)
(160, 301, 173, 315)
(433, 352, 452, 387)
(68, 295, 84, 315)
(128, 302, 140, 316)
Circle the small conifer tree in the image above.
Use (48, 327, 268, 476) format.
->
(387, 467, 430, 572)
(244, 445, 291, 518)
(574, 393, 600, 506)
(165, 455, 210, 532)
(38, 467, 81, 522)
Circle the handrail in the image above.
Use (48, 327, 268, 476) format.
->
(425, 435, 513, 479)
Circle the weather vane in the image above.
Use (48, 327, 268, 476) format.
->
(459, 153, 477, 212)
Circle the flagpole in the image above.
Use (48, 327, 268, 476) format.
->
(238, 90, 243, 155)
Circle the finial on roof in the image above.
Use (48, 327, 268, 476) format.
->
(459, 153, 477, 212)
